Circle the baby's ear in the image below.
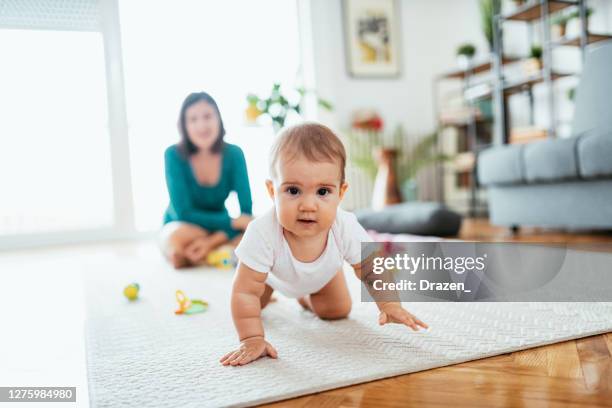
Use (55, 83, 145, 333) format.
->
(265, 179, 275, 199)
(339, 181, 348, 200)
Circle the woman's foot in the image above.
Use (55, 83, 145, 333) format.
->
(169, 249, 189, 269)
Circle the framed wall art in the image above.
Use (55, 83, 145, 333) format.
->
(343, 0, 401, 78)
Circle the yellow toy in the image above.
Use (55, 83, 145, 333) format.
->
(174, 290, 208, 315)
(123, 283, 140, 301)
(205, 245, 236, 269)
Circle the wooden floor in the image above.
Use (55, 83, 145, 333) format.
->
(262, 218, 612, 408)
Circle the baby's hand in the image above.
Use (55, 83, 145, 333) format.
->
(219, 336, 278, 366)
(378, 303, 428, 331)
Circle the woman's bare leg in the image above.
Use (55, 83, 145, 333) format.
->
(159, 222, 209, 269)
(298, 269, 352, 320)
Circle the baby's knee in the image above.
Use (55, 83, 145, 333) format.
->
(315, 299, 352, 320)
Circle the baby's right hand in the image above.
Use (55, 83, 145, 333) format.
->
(219, 336, 278, 366)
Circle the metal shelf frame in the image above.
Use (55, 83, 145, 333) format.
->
(492, 0, 590, 144)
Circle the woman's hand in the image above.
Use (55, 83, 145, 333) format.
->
(378, 303, 429, 331)
(184, 237, 212, 264)
(231, 214, 253, 231)
(219, 336, 278, 366)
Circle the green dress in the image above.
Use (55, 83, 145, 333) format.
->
(163, 142, 252, 238)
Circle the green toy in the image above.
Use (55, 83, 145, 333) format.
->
(174, 290, 208, 315)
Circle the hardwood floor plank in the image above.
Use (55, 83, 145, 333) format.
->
(576, 336, 612, 391)
(513, 346, 550, 376)
(546, 340, 583, 379)
(605, 333, 612, 354)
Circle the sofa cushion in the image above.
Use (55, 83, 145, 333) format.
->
(355, 202, 462, 237)
(523, 137, 579, 183)
(577, 128, 612, 178)
(477, 144, 524, 186)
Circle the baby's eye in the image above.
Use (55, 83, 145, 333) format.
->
(287, 186, 300, 195)
(317, 188, 331, 196)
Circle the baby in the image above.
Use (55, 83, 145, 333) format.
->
(220, 123, 428, 367)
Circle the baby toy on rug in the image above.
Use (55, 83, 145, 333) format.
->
(174, 290, 208, 315)
(205, 245, 236, 269)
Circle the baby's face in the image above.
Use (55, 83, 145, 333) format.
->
(267, 155, 347, 239)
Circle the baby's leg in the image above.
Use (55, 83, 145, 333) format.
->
(299, 269, 352, 320)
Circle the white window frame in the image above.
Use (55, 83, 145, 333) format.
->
(0, 0, 144, 250)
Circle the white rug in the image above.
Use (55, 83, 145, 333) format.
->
(84, 254, 612, 408)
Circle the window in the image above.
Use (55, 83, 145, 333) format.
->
(0, 29, 114, 235)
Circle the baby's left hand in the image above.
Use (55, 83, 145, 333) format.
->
(378, 303, 428, 331)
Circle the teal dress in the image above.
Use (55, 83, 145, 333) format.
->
(163, 142, 252, 239)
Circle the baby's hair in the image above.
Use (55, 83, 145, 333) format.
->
(269, 122, 347, 183)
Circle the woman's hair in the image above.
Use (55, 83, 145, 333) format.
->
(177, 91, 225, 157)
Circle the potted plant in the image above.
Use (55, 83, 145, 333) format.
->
(521, 44, 543, 75)
(551, 12, 572, 38)
(346, 126, 450, 206)
(531, 44, 543, 68)
(245, 83, 333, 132)
(456, 43, 477, 69)
(569, 7, 593, 31)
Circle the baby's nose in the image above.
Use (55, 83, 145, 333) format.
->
(298, 195, 317, 211)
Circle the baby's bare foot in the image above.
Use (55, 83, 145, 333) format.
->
(297, 297, 311, 311)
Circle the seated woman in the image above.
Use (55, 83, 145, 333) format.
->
(160, 92, 253, 268)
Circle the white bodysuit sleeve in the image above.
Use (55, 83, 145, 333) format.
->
(337, 209, 372, 265)
(234, 221, 273, 273)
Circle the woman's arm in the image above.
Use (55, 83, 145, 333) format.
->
(165, 147, 231, 231)
(230, 145, 253, 215)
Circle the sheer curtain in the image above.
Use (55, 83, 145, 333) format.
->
(118, 0, 302, 231)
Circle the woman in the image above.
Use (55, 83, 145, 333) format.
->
(160, 92, 252, 268)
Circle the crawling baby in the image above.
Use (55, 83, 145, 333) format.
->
(220, 122, 428, 367)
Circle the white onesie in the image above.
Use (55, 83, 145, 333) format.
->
(234, 207, 372, 298)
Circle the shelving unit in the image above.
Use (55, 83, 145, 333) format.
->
(434, 0, 611, 216)
(491, 0, 592, 144)
(434, 63, 496, 217)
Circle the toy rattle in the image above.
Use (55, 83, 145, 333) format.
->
(174, 290, 208, 315)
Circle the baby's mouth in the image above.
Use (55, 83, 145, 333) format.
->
(297, 218, 317, 224)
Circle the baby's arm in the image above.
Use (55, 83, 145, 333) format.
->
(219, 262, 278, 366)
(352, 260, 428, 331)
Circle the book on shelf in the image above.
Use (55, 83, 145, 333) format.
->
(510, 127, 547, 144)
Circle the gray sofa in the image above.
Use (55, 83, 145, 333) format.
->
(477, 41, 612, 230)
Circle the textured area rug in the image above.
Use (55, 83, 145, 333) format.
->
(84, 252, 612, 408)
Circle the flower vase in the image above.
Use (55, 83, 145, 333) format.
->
(371, 148, 402, 210)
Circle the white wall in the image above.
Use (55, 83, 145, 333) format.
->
(307, 0, 488, 135)
(304, 0, 489, 203)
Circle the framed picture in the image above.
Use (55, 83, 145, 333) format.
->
(343, 0, 401, 78)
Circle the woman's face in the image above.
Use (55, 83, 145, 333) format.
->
(184, 100, 221, 151)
